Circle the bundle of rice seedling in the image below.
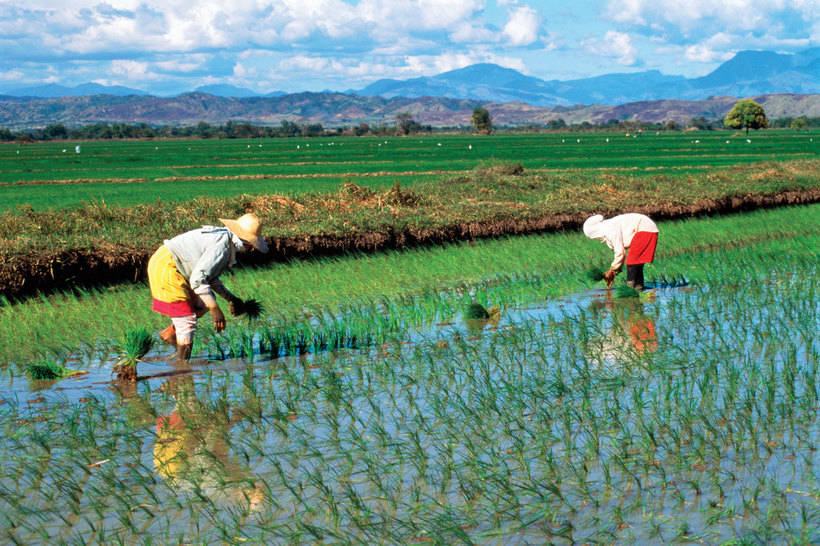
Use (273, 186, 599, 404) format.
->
(615, 285, 641, 298)
(26, 360, 79, 380)
(241, 298, 263, 319)
(464, 303, 490, 320)
(584, 266, 607, 282)
(231, 297, 263, 319)
(114, 327, 154, 381)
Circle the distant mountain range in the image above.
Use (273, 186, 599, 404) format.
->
(3, 48, 818, 105)
(357, 48, 819, 106)
(0, 48, 818, 129)
(2, 91, 817, 130)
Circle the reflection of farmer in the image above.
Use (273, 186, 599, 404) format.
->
(628, 315, 657, 354)
(583, 213, 658, 290)
(587, 295, 658, 365)
(153, 374, 264, 511)
(147, 213, 268, 361)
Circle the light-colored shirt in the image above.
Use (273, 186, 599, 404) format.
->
(583, 213, 658, 270)
(164, 226, 237, 303)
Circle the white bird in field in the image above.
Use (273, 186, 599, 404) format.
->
(605, 138, 609, 143)
(746, 139, 751, 143)
(437, 143, 441, 146)
(62, 149, 66, 153)
(468, 144, 472, 150)
(576, 139, 580, 143)
(726, 140, 730, 144)
(297, 145, 300, 149)
(75, 145, 81, 153)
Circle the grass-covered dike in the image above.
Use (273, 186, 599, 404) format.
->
(1, 158, 818, 300)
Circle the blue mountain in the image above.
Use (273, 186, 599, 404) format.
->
(4, 82, 148, 98)
(358, 48, 820, 106)
(194, 84, 261, 98)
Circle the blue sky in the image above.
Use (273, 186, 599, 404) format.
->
(0, 0, 816, 95)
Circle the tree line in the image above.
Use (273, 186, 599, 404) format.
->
(1, 108, 816, 143)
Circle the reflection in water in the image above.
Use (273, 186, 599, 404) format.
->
(117, 371, 265, 512)
(586, 292, 658, 366)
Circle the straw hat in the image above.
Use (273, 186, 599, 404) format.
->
(219, 213, 269, 253)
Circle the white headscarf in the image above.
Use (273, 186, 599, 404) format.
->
(583, 214, 606, 240)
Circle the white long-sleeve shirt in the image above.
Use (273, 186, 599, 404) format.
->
(164, 226, 239, 306)
(583, 213, 658, 271)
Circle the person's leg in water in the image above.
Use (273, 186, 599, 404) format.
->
(170, 314, 196, 361)
(171, 296, 212, 361)
(626, 264, 645, 290)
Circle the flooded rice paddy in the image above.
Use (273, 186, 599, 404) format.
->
(1, 263, 818, 543)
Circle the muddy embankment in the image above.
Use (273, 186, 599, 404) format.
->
(2, 188, 818, 302)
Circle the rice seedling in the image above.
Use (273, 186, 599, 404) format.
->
(464, 302, 490, 319)
(231, 298, 263, 320)
(0, 204, 818, 542)
(24, 359, 82, 381)
(113, 327, 153, 381)
(583, 266, 608, 283)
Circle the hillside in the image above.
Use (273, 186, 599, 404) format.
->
(1, 92, 818, 130)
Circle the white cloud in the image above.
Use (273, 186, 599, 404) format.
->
(685, 43, 727, 63)
(450, 21, 498, 43)
(109, 60, 153, 80)
(583, 30, 639, 65)
(154, 57, 209, 73)
(606, 0, 818, 35)
(503, 6, 540, 46)
(0, 70, 25, 81)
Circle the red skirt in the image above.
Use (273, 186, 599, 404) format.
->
(626, 231, 658, 265)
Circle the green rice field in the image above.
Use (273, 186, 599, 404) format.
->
(0, 205, 819, 542)
(1, 130, 817, 211)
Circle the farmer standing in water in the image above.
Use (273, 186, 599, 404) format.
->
(583, 213, 658, 290)
(147, 213, 268, 361)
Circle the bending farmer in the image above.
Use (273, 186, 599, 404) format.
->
(583, 213, 658, 290)
(147, 213, 269, 361)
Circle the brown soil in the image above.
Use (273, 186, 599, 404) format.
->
(114, 362, 137, 382)
(1, 188, 818, 301)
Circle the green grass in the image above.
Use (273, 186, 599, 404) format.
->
(1, 130, 816, 211)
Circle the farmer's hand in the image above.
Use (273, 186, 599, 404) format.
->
(211, 306, 226, 332)
(229, 296, 245, 316)
(604, 269, 617, 289)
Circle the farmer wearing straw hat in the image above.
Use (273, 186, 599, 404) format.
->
(583, 213, 658, 290)
(147, 213, 269, 361)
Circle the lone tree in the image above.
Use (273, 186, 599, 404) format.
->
(472, 107, 493, 134)
(724, 99, 768, 135)
(791, 118, 807, 130)
(396, 112, 414, 135)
